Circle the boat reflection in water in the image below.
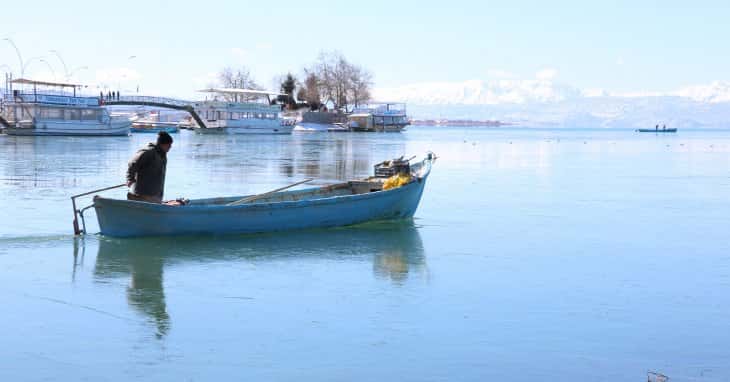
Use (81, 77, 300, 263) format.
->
(92, 221, 426, 337)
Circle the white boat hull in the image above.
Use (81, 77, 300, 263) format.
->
(3, 119, 131, 136)
(293, 122, 331, 132)
(225, 125, 294, 135)
(196, 119, 293, 135)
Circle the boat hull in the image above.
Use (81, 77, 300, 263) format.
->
(224, 125, 294, 134)
(131, 126, 179, 134)
(94, 160, 432, 237)
(4, 120, 131, 136)
(131, 121, 179, 134)
(293, 122, 331, 132)
(193, 125, 294, 135)
(195, 118, 294, 134)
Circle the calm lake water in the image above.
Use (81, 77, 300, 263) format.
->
(1, 127, 729, 381)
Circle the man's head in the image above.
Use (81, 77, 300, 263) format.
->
(156, 131, 173, 153)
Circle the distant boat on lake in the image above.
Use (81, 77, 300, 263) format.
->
(636, 124, 677, 133)
(1, 78, 131, 136)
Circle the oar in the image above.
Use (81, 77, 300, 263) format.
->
(227, 178, 314, 206)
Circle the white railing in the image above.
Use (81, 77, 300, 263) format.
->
(109, 95, 194, 107)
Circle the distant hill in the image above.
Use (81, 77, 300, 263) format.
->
(375, 80, 730, 128)
(411, 119, 511, 127)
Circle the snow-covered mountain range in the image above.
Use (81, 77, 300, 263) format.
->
(373, 79, 730, 128)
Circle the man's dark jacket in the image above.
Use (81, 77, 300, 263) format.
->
(126, 143, 167, 199)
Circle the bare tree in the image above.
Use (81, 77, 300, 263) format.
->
(348, 64, 373, 109)
(300, 72, 322, 110)
(217, 66, 262, 101)
(305, 51, 373, 110)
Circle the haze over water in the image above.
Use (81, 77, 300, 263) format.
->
(1, 127, 729, 381)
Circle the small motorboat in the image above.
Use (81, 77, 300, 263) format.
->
(131, 120, 180, 134)
(293, 122, 330, 132)
(82, 154, 436, 237)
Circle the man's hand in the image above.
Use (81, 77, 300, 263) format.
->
(126, 180, 134, 187)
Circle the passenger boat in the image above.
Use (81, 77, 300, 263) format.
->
(347, 102, 410, 132)
(90, 154, 435, 237)
(1, 78, 131, 136)
(192, 88, 294, 134)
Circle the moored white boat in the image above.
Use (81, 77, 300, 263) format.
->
(1, 78, 131, 136)
(192, 88, 293, 134)
(348, 102, 410, 132)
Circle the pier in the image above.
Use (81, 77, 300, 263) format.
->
(104, 96, 206, 129)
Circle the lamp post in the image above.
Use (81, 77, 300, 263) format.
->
(49, 50, 69, 79)
(127, 55, 138, 93)
(21, 56, 46, 78)
(0, 64, 10, 95)
(2, 38, 23, 77)
(39, 59, 57, 81)
(67, 66, 88, 81)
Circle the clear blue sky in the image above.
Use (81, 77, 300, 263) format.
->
(1, 0, 728, 97)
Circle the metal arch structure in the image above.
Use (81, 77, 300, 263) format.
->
(103, 96, 207, 129)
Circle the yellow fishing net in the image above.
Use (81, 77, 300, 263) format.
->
(383, 173, 412, 190)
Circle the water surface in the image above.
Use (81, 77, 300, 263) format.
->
(1, 127, 729, 381)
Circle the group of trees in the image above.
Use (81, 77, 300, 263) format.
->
(216, 51, 373, 111)
(216, 67, 261, 102)
(300, 51, 373, 111)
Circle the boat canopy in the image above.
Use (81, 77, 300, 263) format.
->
(198, 88, 285, 96)
(11, 78, 81, 88)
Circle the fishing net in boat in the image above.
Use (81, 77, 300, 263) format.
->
(383, 173, 412, 190)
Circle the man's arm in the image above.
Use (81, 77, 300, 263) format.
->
(126, 149, 151, 186)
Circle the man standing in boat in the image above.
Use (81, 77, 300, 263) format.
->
(126, 131, 173, 203)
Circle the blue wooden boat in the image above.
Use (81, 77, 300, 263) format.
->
(91, 155, 435, 237)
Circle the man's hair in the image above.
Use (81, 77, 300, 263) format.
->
(157, 131, 173, 145)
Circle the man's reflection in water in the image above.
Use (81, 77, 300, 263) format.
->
(92, 221, 426, 338)
(94, 241, 170, 339)
(127, 254, 169, 338)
